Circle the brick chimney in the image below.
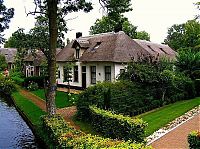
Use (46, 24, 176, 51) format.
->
(76, 32, 82, 38)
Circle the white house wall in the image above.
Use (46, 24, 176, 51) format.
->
(57, 62, 126, 88)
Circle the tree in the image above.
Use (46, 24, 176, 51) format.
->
(32, 0, 93, 115)
(91, 0, 150, 40)
(0, 54, 7, 71)
(164, 20, 200, 51)
(0, 0, 14, 43)
(90, 16, 150, 40)
(164, 24, 185, 51)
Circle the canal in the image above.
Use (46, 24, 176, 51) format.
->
(0, 96, 41, 149)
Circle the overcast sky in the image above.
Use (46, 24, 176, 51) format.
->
(3, 0, 199, 45)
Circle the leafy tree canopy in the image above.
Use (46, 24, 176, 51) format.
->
(0, 0, 14, 43)
(164, 20, 200, 51)
(90, 16, 150, 40)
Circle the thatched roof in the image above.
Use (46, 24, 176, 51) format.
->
(0, 48, 17, 63)
(56, 31, 176, 63)
(24, 48, 62, 66)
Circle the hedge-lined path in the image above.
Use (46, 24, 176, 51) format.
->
(151, 113, 200, 149)
(18, 88, 79, 130)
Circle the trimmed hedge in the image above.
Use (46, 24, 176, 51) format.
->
(42, 115, 152, 149)
(188, 131, 200, 149)
(89, 105, 147, 143)
(24, 76, 47, 88)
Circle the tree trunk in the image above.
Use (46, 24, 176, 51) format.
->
(46, 0, 58, 115)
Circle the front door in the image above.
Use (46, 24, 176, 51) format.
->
(82, 66, 86, 89)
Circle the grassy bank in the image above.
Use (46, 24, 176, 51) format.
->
(12, 91, 54, 148)
(138, 97, 200, 136)
(32, 89, 78, 108)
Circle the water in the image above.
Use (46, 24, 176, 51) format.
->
(0, 96, 41, 149)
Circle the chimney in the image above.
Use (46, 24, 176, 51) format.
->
(76, 32, 82, 38)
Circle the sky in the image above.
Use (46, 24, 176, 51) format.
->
(3, 0, 199, 46)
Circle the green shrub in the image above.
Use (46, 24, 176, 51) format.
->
(42, 115, 152, 149)
(0, 74, 16, 94)
(24, 76, 47, 88)
(27, 81, 39, 91)
(89, 105, 147, 143)
(77, 81, 153, 119)
(194, 79, 200, 96)
(188, 131, 200, 149)
(11, 76, 24, 85)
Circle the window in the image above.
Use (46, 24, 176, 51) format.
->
(120, 69, 125, 74)
(105, 66, 111, 81)
(76, 46, 80, 59)
(147, 45, 156, 52)
(91, 66, 96, 84)
(91, 42, 101, 51)
(159, 47, 168, 54)
(57, 70, 60, 79)
(74, 66, 78, 82)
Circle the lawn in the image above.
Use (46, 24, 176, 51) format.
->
(32, 89, 78, 108)
(12, 92, 46, 126)
(12, 91, 55, 148)
(138, 97, 200, 136)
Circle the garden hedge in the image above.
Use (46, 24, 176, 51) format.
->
(24, 76, 47, 88)
(42, 115, 152, 149)
(89, 105, 147, 143)
(188, 131, 200, 149)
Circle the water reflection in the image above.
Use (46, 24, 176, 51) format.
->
(0, 96, 41, 149)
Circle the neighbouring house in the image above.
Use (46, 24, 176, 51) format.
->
(24, 49, 61, 77)
(0, 48, 17, 70)
(56, 31, 176, 89)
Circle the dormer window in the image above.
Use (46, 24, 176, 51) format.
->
(91, 42, 101, 51)
(76, 46, 80, 59)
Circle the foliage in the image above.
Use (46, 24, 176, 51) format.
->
(63, 63, 73, 83)
(175, 49, 200, 79)
(0, 0, 14, 43)
(77, 81, 153, 118)
(0, 54, 7, 71)
(24, 76, 47, 88)
(90, 16, 150, 40)
(164, 20, 200, 51)
(9, 69, 25, 85)
(42, 115, 151, 149)
(139, 97, 200, 136)
(91, 0, 150, 40)
(119, 59, 196, 103)
(89, 105, 147, 143)
(188, 131, 200, 149)
(27, 81, 39, 91)
(0, 74, 16, 94)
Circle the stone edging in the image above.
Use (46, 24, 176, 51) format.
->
(146, 106, 200, 145)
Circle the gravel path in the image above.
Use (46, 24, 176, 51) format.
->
(19, 88, 79, 129)
(151, 113, 200, 149)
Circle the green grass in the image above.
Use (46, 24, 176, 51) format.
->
(12, 92, 46, 125)
(12, 91, 55, 148)
(32, 89, 78, 108)
(138, 97, 200, 136)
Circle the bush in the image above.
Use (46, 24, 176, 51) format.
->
(11, 76, 24, 85)
(27, 81, 39, 91)
(89, 105, 147, 143)
(188, 131, 200, 149)
(77, 81, 161, 119)
(24, 76, 47, 88)
(0, 74, 16, 94)
(42, 115, 152, 149)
